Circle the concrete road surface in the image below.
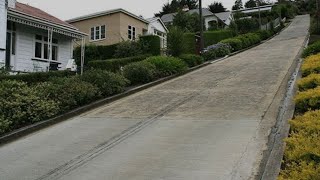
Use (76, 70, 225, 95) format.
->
(0, 15, 309, 180)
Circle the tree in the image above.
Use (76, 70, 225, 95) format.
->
(155, 0, 198, 17)
(172, 10, 202, 32)
(208, 2, 226, 13)
(167, 26, 185, 56)
(245, 0, 257, 8)
(232, 0, 243, 10)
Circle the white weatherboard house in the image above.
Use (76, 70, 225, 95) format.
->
(146, 17, 168, 50)
(0, 0, 86, 72)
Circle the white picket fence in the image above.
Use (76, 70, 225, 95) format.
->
(260, 17, 286, 31)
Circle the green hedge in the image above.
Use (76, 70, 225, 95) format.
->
(234, 18, 260, 34)
(74, 44, 118, 65)
(302, 41, 320, 58)
(297, 74, 320, 91)
(0, 70, 75, 84)
(294, 87, 320, 114)
(140, 35, 161, 56)
(220, 38, 243, 52)
(179, 54, 204, 67)
(145, 56, 188, 77)
(123, 61, 156, 85)
(204, 30, 235, 47)
(183, 33, 197, 54)
(88, 54, 151, 72)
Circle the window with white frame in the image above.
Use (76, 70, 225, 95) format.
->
(34, 35, 58, 61)
(128, 25, 136, 40)
(90, 25, 106, 41)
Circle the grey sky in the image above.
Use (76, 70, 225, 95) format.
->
(17, 0, 237, 21)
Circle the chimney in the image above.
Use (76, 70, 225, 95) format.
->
(182, 5, 189, 12)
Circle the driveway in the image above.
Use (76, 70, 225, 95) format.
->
(0, 15, 310, 180)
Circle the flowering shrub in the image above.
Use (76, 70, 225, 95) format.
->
(201, 43, 231, 61)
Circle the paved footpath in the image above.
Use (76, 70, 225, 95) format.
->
(0, 15, 309, 180)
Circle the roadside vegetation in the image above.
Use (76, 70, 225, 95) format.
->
(279, 50, 320, 179)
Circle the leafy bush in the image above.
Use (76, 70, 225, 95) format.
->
(123, 61, 156, 85)
(279, 161, 320, 180)
(220, 38, 243, 52)
(294, 87, 320, 114)
(234, 18, 260, 34)
(202, 43, 231, 61)
(256, 30, 273, 40)
(88, 54, 151, 72)
(290, 110, 320, 136)
(301, 54, 320, 77)
(145, 56, 188, 77)
(0, 116, 12, 134)
(167, 26, 185, 56)
(297, 74, 320, 91)
(74, 44, 118, 66)
(203, 30, 235, 47)
(0, 80, 59, 133)
(179, 54, 204, 67)
(183, 33, 197, 54)
(40, 77, 101, 112)
(0, 70, 76, 84)
(235, 35, 251, 48)
(113, 41, 145, 58)
(243, 33, 262, 45)
(80, 70, 129, 96)
(140, 35, 161, 56)
(302, 41, 320, 58)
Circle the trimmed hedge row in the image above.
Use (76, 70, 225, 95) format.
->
(203, 30, 235, 47)
(140, 35, 161, 56)
(179, 54, 204, 67)
(0, 70, 76, 84)
(279, 52, 320, 179)
(301, 54, 320, 77)
(0, 70, 129, 135)
(88, 54, 151, 72)
(302, 41, 320, 58)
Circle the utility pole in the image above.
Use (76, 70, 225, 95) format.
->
(257, 0, 261, 29)
(199, 0, 204, 51)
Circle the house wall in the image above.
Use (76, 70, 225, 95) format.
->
(119, 12, 148, 41)
(204, 16, 218, 30)
(0, 0, 7, 65)
(70, 13, 121, 46)
(14, 24, 73, 72)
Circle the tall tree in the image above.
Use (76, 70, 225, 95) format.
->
(172, 10, 201, 32)
(245, 0, 257, 8)
(208, 2, 226, 13)
(155, 0, 198, 17)
(232, 0, 243, 10)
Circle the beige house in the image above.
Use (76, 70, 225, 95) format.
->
(67, 9, 149, 46)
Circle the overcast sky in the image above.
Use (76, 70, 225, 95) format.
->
(17, 0, 238, 21)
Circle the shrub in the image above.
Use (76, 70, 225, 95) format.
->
(183, 33, 197, 54)
(203, 30, 235, 47)
(290, 110, 320, 136)
(302, 41, 320, 58)
(0, 80, 59, 131)
(243, 33, 262, 45)
(0, 116, 12, 135)
(220, 38, 243, 52)
(301, 54, 320, 77)
(202, 43, 231, 61)
(41, 77, 101, 112)
(279, 161, 320, 180)
(167, 26, 185, 57)
(140, 35, 161, 56)
(145, 56, 188, 77)
(297, 74, 320, 91)
(123, 61, 156, 85)
(88, 54, 151, 72)
(234, 18, 260, 34)
(256, 30, 273, 40)
(113, 41, 145, 58)
(0, 70, 76, 84)
(80, 70, 129, 96)
(179, 54, 204, 67)
(294, 87, 320, 114)
(74, 44, 118, 66)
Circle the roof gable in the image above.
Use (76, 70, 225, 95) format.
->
(10, 2, 76, 29)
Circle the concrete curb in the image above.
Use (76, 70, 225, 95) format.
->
(258, 33, 310, 180)
(0, 27, 288, 146)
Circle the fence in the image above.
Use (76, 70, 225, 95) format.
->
(260, 17, 286, 31)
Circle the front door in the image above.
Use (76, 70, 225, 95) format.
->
(5, 32, 11, 70)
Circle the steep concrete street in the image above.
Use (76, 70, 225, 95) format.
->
(0, 15, 309, 180)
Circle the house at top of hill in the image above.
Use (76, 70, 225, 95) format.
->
(161, 8, 233, 30)
(0, 0, 86, 72)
